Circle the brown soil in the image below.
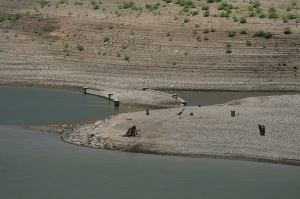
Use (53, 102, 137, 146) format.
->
(0, 0, 299, 91)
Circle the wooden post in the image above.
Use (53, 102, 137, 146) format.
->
(114, 100, 120, 107)
(258, 124, 265, 136)
(231, 110, 235, 117)
(83, 87, 88, 94)
(108, 93, 113, 100)
(146, 109, 149, 115)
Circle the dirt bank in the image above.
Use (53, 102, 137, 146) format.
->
(0, 0, 299, 96)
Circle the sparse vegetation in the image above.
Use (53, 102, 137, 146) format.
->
(145, 3, 160, 12)
(253, 30, 273, 39)
(203, 10, 210, 17)
(246, 40, 252, 46)
(240, 17, 247, 24)
(119, 1, 137, 10)
(124, 54, 130, 61)
(268, 7, 278, 19)
(284, 27, 292, 34)
(203, 28, 210, 33)
(240, 29, 247, 34)
(228, 31, 236, 37)
(7, 13, 22, 22)
(225, 43, 232, 54)
(77, 44, 84, 51)
(40, 0, 50, 8)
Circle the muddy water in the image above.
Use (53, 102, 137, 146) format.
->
(0, 86, 299, 199)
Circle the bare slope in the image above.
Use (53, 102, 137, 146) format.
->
(0, 0, 299, 91)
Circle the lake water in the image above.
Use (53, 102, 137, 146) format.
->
(168, 91, 299, 106)
(0, 86, 300, 199)
(0, 86, 141, 125)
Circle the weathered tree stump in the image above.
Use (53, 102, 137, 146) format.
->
(124, 126, 137, 137)
(231, 110, 235, 117)
(258, 124, 265, 136)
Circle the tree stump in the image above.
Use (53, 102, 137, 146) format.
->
(124, 126, 137, 137)
(258, 124, 265, 136)
(231, 110, 235, 117)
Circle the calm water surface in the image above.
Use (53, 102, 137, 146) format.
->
(0, 86, 141, 125)
(0, 86, 299, 199)
(168, 91, 299, 106)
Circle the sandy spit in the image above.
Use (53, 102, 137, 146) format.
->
(63, 94, 300, 165)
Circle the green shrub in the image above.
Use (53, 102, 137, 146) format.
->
(219, 11, 229, 17)
(119, 1, 137, 10)
(40, 0, 49, 8)
(228, 31, 236, 37)
(93, 4, 99, 9)
(191, 10, 199, 16)
(259, 13, 266, 18)
(203, 28, 210, 33)
(225, 43, 232, 54)
(284, 27, 292, 34)
(240, 16, 247, 23)
(246, 40, 252, 46)
(268, 7, 278, 19)
(74, 0, 83, 5)
(0, 16, 5, 22)
(7, 13, 21, 22)
(124, 54, 130, 61)
(287, 13, 297, 19)
(203, 10, 210, 17)
(253, 30, 273, 39)
(240, 29, 247, 34)
(145, 3, 160, 11)
(77, 44, 84, 51)
(202, 5, 210, 10)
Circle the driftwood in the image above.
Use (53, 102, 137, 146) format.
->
(258, 124, 265, 136)
(176, 108, 185, 115)
(124, 126, 137, 137)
